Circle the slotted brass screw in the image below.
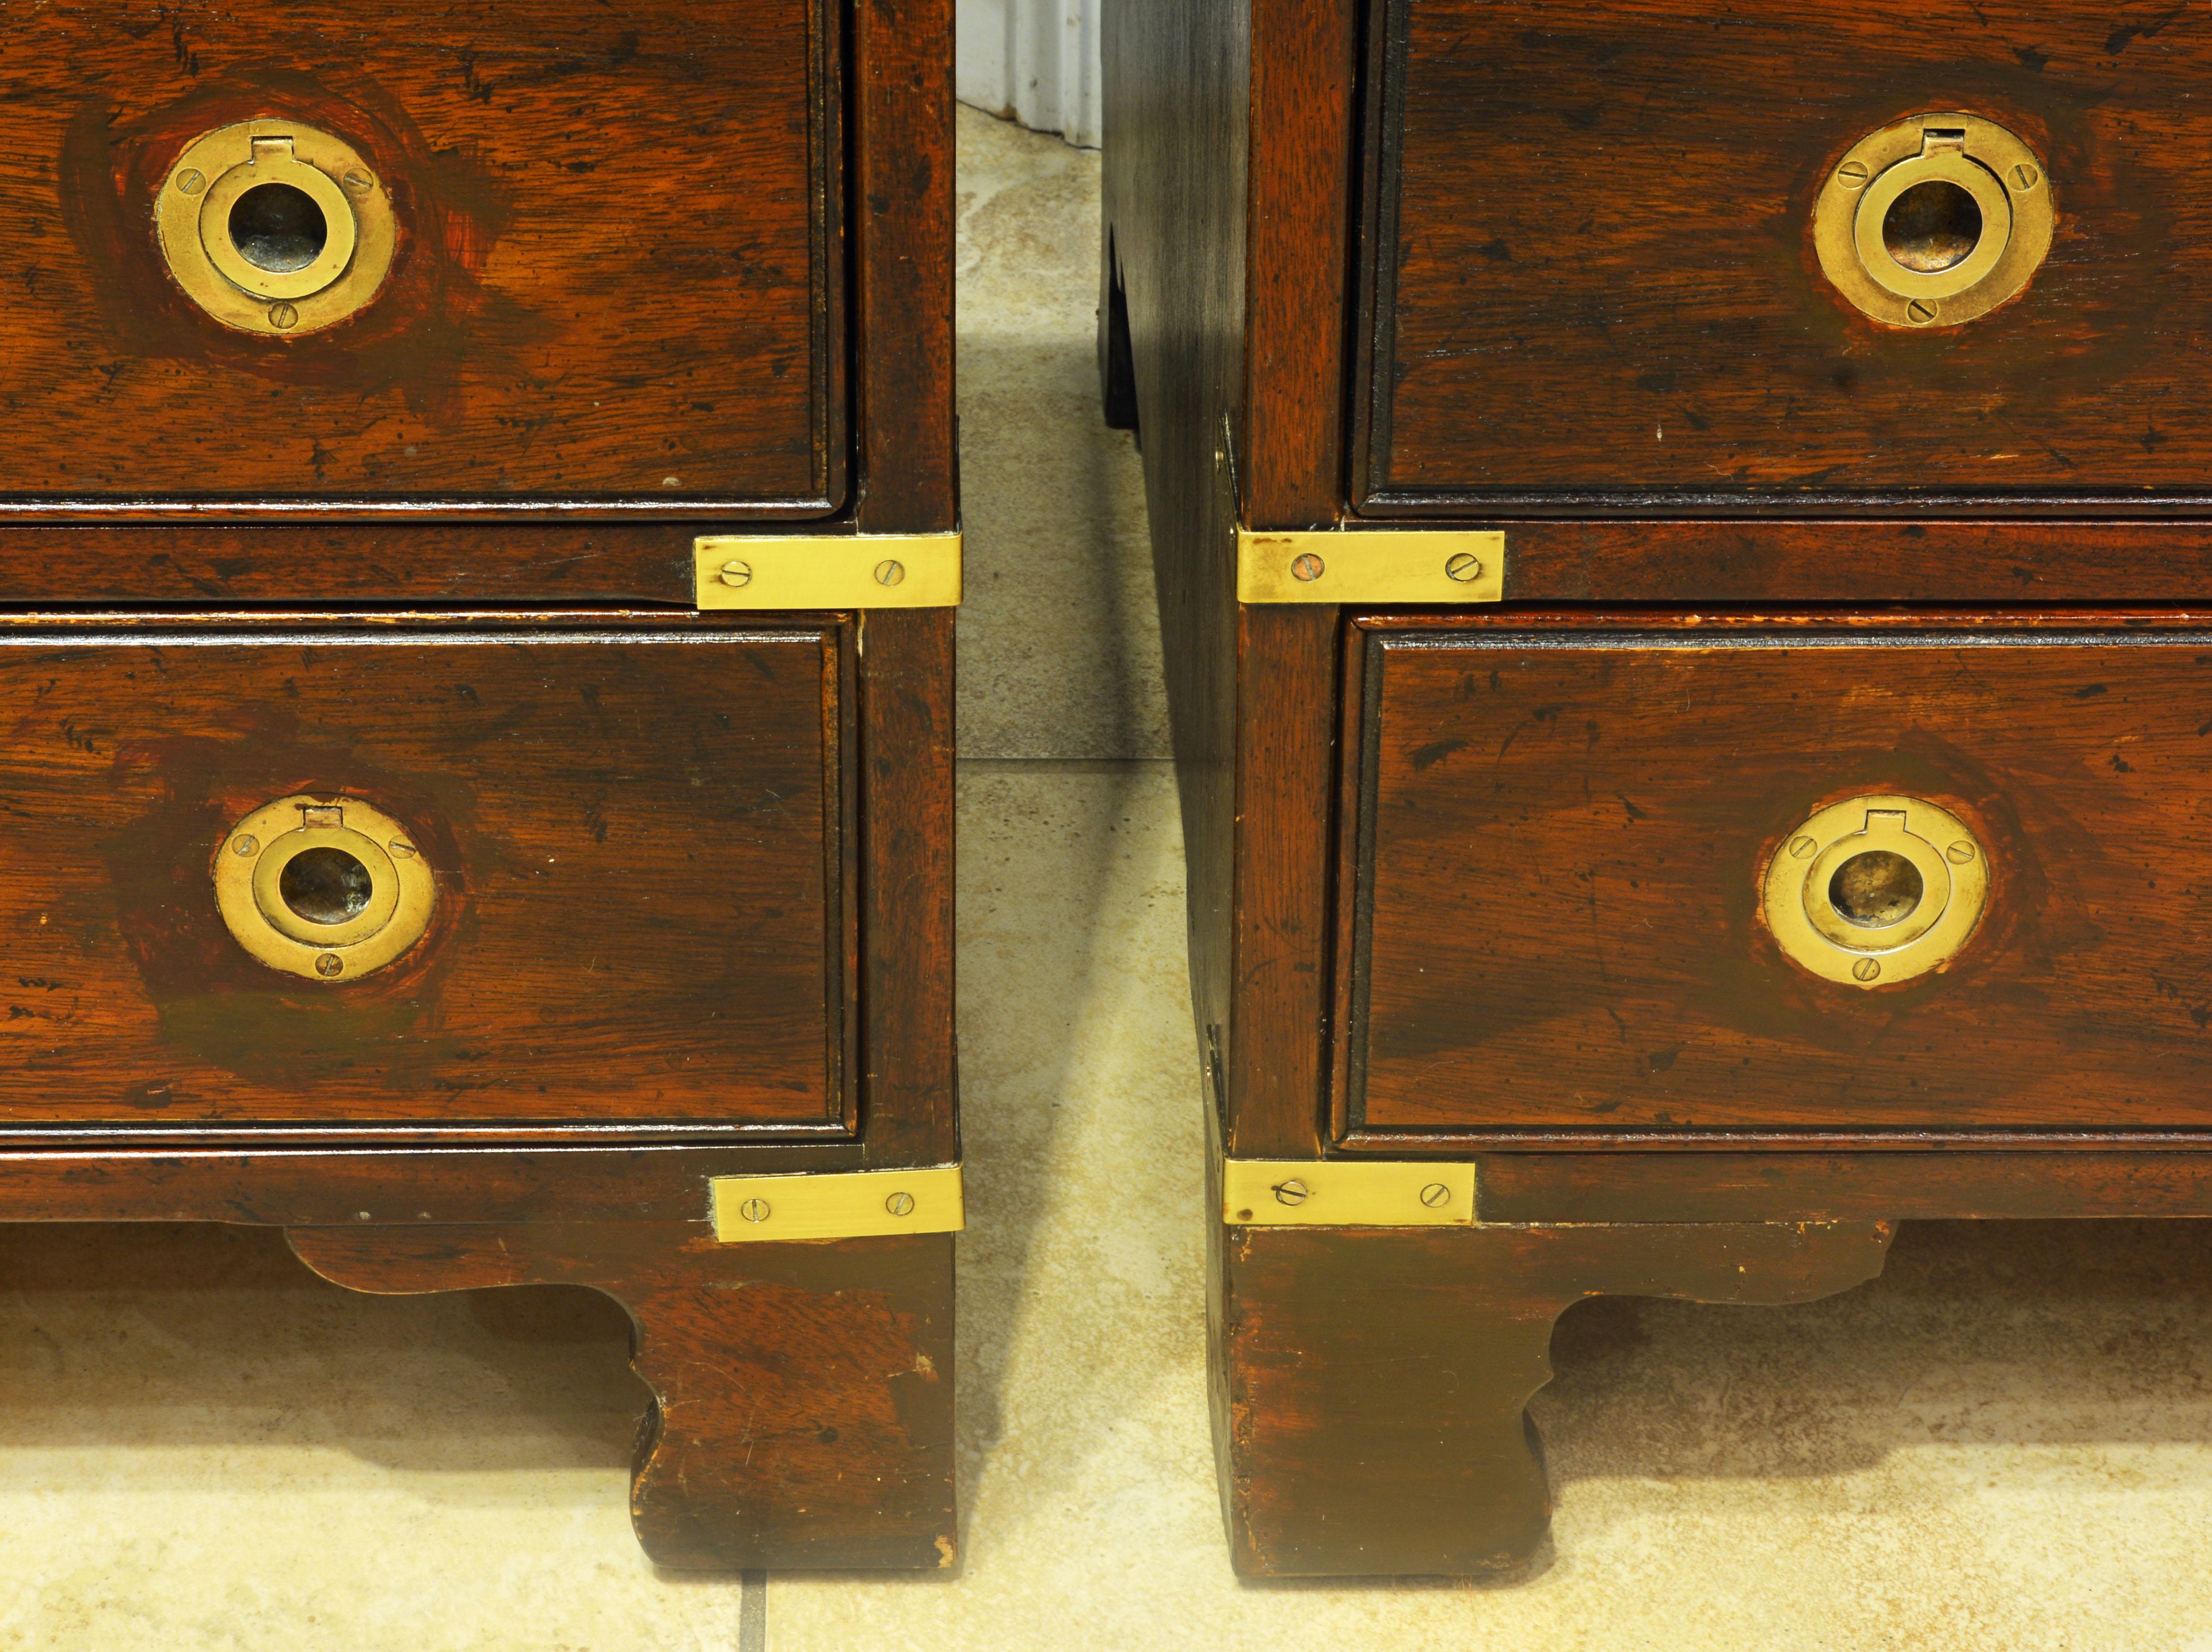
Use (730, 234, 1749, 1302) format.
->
(874, 560, 908, 587)
(1420, 1183, 1452, 1209)
(1273, 1179, 1310, 1207)
(739, 1198, 772, 1224)
(1289, 554, 1325, 584)
(885, 1191, 916, 1217)
(1444, 553, 1485, 584)
(719, 560, 754, 588)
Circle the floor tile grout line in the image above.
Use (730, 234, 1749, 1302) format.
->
(739, 1570, 767, 1652)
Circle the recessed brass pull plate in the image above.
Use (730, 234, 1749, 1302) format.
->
(1815, 112, 2053, 329)
(213, 794, 436, 982)
(1222, 1159, 1476, 1227)
(692, 532, 962, 611)
(158, 120, 398, 337)
(1236, 527, 1505, 605)
(1761, 794, 1990, 988)
(710, 1165, 965, 1242)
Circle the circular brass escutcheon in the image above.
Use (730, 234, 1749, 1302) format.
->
(1760, 795, 1988, 989)
(157, 120, 397, 337)
(1814, 113, 2052, 329)
(213, 795, 435, 982)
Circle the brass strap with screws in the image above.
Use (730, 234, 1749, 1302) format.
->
(1222, 1159, 1476, 1228)
(709, 1164, 964, 1242)
(693, 531, 962, 611)
(1236, 526, 1505, 605)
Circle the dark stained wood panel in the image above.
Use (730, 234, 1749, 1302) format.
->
(1359, 0, 2212, 508)
(0, 0, 838, 510)
(0, 615, 850, 1129)
(1347, 613, 2212, 1138)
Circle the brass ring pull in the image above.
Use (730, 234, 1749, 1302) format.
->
(214, 795, 435, 982)
(1815, 113, 2052, 329)
(157, 120, 397, 337)
(1761, 795, 1989, 988)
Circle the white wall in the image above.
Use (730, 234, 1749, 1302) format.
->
(956, 0, 1102, 149)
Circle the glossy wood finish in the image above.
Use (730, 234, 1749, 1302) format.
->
(290, 1223, 957, 1570)
(0, 612, 851, 1133)
(1221, 1219, 1893, 1574)
(1357, 2, 2212, 511)
(1104, 0, 2212, 1584)
(7, 0, 839, 513)
(1343, 612, 2212, 1140)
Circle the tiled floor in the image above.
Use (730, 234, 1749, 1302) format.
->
(9, 109, 2212, 1650)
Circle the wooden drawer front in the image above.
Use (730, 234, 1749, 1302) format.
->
(1342, 614, 2212, 1143)
(1358, 3, 2212, 509)
(0, 617, 850, 1133)
(5, 1, 838, 511)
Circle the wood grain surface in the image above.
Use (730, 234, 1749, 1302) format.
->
(1358, 0, 2212, 508)
(0, 613, 851, 1130)
(1346, 612, 2212, 1139)
(1220, 1218, 1892, 1575)
(0, 0, 838, 510)
(289, 1222, 957, 1570)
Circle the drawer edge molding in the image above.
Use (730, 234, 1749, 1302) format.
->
(694, 532, 963, 610)
(710, 1164, 965, 1242)
(1236, 526, 1505, 605)
(1222, 1159, 1476, 1228)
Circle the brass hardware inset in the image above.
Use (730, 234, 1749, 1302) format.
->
(1222, 1159, 1476, 1227)
(1815, 113, 2052, 329)
(708, 1165, 965, 1242)
(158, 121, 397, 336)
(214, 795, 435, 982)
(692, 532, 963, 610)
(1761, 795, 1989, 989)
(1236, 527, 1506, 605)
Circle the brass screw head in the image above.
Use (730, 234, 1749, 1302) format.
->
(175, 167, 207, 196)
(315, 952, 344, 978)
(1272, 1179, 1310, 1207)
(2010, 162, 2041, 192)
(1789, 836, 1818, 859)
(1835, 159, 1871, 190)
(1947, 841, 1977, 864)
(1852, 957, 1882, 982)
(1907, 299, 1940, 326)
(268, 302, 300, 331)
(342, 167, 375, 197)
(231, 835, 259, 857)
(874, 559, 908, 587)
(389, 840, 418, 859)
(885, 1190, 917, 1217)
(1419, 1182, 1451, 1209)
(1444, 553, 1485, 584)
(738, 1198, 772, 1224)
(718, 559, 754, 588)
(1289, 554, 1325, 584)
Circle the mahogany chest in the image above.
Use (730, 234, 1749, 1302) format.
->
(0, 0, 959, 1570)
(1102, 0, 2212, 1576)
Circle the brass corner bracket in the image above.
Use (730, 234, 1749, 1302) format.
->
(709, 1164, 965, 1243)
(1236, 526, 1505, 606)
(693, 531, 962, 611)
(1222, 1159, 1477, 1228)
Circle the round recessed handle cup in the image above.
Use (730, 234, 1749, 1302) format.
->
(1814, 112, 2052, 329)
(1760, 794, 1989, 989)
(213, 795, 435, 983)
(156, 119, 397, 337)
